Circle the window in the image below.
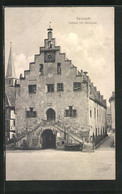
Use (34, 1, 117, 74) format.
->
(90, 110, 92, 118)
(6, 120, 9, 127)
(27, 111, 31, 118)
(12, 134, 15, 139)
(69, 106, 72, 116)
(13, 120, 15, 126)
(28, 85, 36, 93)
(26, 108, 37, 118)
(39, 64, 43, 75)
(73, 82, 82, 91)
(96, 128, 97, 137)
(65, 106, 77, 117)
(94, 108, 96, 119)
(5, 108, 10, 115)
(90, 85, 92, 94)
(72, 110, 77, 117)
(33, 111, 37, 117)
(97, 109, 98, 118)
(65, 110, 69, 117)
(47, 84, 54, 92)
(57, 63, 61, 74)
(101, 128, 102, 135)
(57, 83, 63, 92)
(11, 110, 15, 119)
(48, 41, 53, 48)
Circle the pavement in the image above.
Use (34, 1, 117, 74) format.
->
(96, 132, 115, 150)
(6, 133, 115, 181)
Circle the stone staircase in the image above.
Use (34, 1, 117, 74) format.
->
(12, 120, 94, 151)
(15, 120, 83, 145)
(54, 121, 83, 144)
(16, 122, 42, 142)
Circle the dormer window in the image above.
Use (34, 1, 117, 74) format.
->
(39, 64, 43, 75)
(57, 63, 61, 74)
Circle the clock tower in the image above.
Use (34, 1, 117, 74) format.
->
(40, 23, 60, 63)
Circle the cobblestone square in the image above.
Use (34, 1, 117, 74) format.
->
(6, 145, 115, 180)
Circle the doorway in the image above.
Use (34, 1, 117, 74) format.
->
(41, 129, 56, 149)
(46, 108, 55, 121)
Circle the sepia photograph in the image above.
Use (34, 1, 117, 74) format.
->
(5, 6, 115, 181)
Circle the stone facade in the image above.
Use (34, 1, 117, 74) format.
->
(14, 27, 107, 151)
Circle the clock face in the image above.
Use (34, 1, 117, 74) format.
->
(44, 51, 55, 62)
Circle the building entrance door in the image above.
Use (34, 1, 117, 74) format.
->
(46, 108, 55, 121)
(41, 129, 56, 149)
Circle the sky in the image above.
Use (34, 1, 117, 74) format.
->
(5, 7, 114, 105)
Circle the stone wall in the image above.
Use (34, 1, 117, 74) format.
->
(15, 35, 89, 139)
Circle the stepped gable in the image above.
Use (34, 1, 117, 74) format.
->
(19, 27, 106, 109)
(20, 28, 83, 80)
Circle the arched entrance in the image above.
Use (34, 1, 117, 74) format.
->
(41, 129, 56, 149)
(46, 108, 55, 121)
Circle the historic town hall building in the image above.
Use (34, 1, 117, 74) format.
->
(6, 27, 107, 151)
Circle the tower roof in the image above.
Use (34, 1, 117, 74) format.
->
(6, 42, 16, 79)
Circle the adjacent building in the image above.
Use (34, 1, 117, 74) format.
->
(109, 92, 115, 132)
(13, 27, 107, 151)
(106, 106, 111, 131)
(5, 43, 17, 143)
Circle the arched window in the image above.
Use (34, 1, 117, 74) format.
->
(46, 108, 55, 121)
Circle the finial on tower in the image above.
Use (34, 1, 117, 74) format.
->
(47, 22, 53, 32)
(10, 42, 12, 47)
(49, 21, 51, 28)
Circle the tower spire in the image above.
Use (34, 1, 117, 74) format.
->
(47, 22, 53, 40)
(6, 42, 16, 79)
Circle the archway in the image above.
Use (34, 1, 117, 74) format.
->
(41, 129, 56, 149)
(46, 108, 55, 121)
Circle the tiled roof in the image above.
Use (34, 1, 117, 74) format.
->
(5, 85, 16, 107)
